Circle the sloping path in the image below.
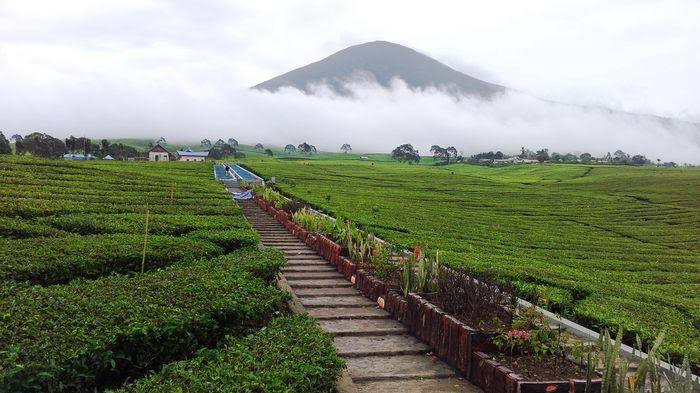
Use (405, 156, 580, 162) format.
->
(235, 196, 478, 392)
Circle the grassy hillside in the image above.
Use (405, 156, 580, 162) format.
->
(241, 155, 700, 365)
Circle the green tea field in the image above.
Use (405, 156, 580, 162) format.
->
(0, 156, 343, 391)
(241, 156, 700, 364)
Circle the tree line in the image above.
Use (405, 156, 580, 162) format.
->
(0, 131, 140, 160)
(387, 142, 686, 167)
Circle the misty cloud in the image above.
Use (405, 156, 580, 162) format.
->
(0, 1, 698, 163)
(232, 81, 700, 163)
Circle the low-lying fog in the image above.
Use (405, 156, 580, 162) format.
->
(2, 78, 698, 163)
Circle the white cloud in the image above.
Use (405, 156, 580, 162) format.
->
(0, 0, 697, 162)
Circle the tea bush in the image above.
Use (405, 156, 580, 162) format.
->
(117, 315, 344, 393)
(0, 248, 287, 392)
(243, 156, 700, 366)
(38, 213, 249, 236)
(0, 230, 258, 285)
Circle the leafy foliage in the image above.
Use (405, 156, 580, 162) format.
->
(0, 249, 288, 392)
(391, 143, 420, 164)
(117, 315, 345, 393)
(242, 156, 700, 366)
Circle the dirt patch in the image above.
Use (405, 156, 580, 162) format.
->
(492, 353, 588, 381)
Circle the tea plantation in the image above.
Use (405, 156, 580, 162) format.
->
(242, 156, 700, 366)
(0, 156, 343, 391)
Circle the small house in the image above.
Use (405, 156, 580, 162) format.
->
(148, 144, 171, 162)
(176, 148, 209, 162)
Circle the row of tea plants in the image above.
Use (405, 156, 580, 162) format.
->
(253, 182, 697, 393)
(241, 157, 700, 367)
(0, 157, 344, 392)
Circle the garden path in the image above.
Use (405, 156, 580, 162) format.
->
(228, 184, 479, 392)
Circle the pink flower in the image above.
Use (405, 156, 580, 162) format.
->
(506, 329, 531, 340)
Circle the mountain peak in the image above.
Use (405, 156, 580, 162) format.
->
(253, 40, 505, 98)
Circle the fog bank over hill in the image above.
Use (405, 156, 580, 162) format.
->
(5, 78, 697, 163)
(235, 81, 700, 163)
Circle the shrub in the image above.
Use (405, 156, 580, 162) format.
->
(0, 248, 287, 392)
(0, 216, 67, 239)
(116, 315, 344, 393)
(188, 229, 259, 252)
(0, 230, 257, 285)
(38, 213, 250, 236)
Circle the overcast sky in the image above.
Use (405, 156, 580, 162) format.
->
(0, 0, 698, 160)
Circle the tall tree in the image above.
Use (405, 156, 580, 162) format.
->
(156, 136, 167, 144)
(535, 148, 550, 163)
(19, 133, 67, 158)
(208, 143, 236, 159)
(100, 139, 110, 157)
(0, 132, 11, 154)
(430, 145, 457, 164)
(284, 144, 296, 154)
(631, 155, 649, 166)
(340, 143, 352, 153)
(108, 143, 139, 160)
(10, 134, 22, 143)
(200, 139, 212, 148)
(255, 143, 264, 150)
(297, 142, 316, 155)
(214, 139, 225, 147)
(391, 144, 420, 164)
(227, 138, 238, 147)
(264, 148, 274, 157)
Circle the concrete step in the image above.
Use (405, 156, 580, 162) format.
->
(282, 265, 338, 273)
(320, 318, 408, 337)
(334, 335, 430, 358)
(284, 272, 345, 280)
(284, 256, 326, 261)
(355, 378, 477, 393)
(306, 306, 389, 320)
(300, 295, 376, 308)
(346, 354, 457, 381)
(287, 278, 353, 288)
(237, 198, 479, 393)
(293, 287, 359, 296)
(285, 259, 329, 266)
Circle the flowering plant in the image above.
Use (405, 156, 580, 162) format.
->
(494, 307, 561, 360)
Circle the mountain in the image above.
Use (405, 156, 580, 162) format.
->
(253, 40, 506, 98)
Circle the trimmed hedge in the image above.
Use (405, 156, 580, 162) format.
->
(38, 213, 250, 236)
(0, 229, 258, 285)
(116, 315, 344, 393)
(0, 216, 67, 239)
(0, 198, 241, 218)
(0, 248, 287, 392)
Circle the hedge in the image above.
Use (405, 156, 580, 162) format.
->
(0, 248, 287, 392)
(38, 213, 250, 236)
(0, 198, 241, 218)
(116, 315, 344, 393)
(0, 216, 67, 239)
(0, 229, 258, 285)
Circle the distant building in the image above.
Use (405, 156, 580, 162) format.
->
(176, 148, 209, 162)
(63, 153, 96, 160)
(103, 155, 114, 160)
(148, 144, 171, 162)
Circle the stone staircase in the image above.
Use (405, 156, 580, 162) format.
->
(237, 198, 478, 393)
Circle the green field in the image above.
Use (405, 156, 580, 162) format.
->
(241, 155, 700, 364)
(0, 156, 343, 391)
